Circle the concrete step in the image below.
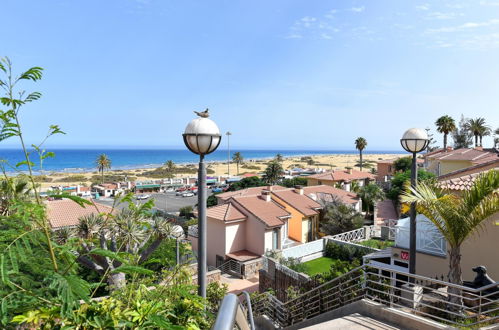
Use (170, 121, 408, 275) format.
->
(299, 313, 401, 330)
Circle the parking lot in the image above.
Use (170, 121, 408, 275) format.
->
(96, 191, 209, 213)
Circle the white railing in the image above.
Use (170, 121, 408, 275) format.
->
(188, 225, 198, 238)
(395, 227, 446, 256)
(281, 239, 325, 260)
(330, 226, 369, 242)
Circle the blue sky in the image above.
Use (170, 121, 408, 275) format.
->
(2, 0, 499, 150)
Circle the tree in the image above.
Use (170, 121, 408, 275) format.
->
(401, 170, 499, 310)
(319, 198, 364, 235)
(355, 137, 367, 171)
(232, 152, 243, 175)
(435, 115, 456, 151)
(227, 176, 266, 191)
(425, 127, 438, 152)
(282, 177, 308, 188)
(263, 160, 283, 185)
(73, 196, 173, 289)
(451, 115, 473, 149)
(494, 127, 499, 147)
(387, 169, 436, 203)
(96, 154, 111, 183)
(393, 157, 412, 172)
(358, 183, 385, 218)
(465, 117, 489, 147)
(0, 176, 32, 216)
(275, 153, 284, 163)
(163, 160, 176, 180)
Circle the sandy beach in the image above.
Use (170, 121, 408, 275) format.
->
(36, 153, 401, 189)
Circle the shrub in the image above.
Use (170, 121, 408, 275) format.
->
(56, 175, 87, 182)
(325, 242, 365, 262)
(179, 206, 194, 218)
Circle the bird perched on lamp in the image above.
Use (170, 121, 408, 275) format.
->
(194, 108, 210, 118)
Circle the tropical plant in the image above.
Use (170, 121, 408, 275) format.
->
(227, 176, 266, 191)
(232, 152, 243, 175)
(96, 154, 112, 183)
(435, 115, 456, 150)
(494, 127, 499, 146)
(275, 153, 284, 162)
(401, 170, 499, 310)
(163, 160, 176, 180)
(465, 117, 490, 147)
(358, 183, 385, 218)
(425, 127, 438, 152)
(451, 115, 473, 149)
(319, 198, 364, 235)
(355, 137, 367, 171)
(263, 160, 283, 185)
(71, 195, 173, 289)
(282, 177, 308, 188)
(0, 175, 32, 216)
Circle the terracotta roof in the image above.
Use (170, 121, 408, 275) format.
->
(232, 195, 290, 228)
(377, 158, 424, 164)
(302, 185, 360, 205)
(306, 169, 375, 182)
(438, 158, 499, 180)
(428, 148, 498, 164)
(272, 189, 322, 216)
(95, 183, 118, 190)
(375, 200, 398, 222)
(241, 173, 260, 178)
(438, 168, 498, 191)
(217, 185, 287, 201)
(206, 203, 246, 222)
(46, 198, 114, 229)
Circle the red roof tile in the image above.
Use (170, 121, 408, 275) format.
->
(232, 195, 290, 228)
(217, 185, 287, 201)
(46, 199, 114, 229)
(306, 169, 375, 182)
(206, 203, 246, 222)
(302, 185, 360, 205)
(272, 189, 322, 216)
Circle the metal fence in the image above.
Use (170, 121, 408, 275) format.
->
(187, 225, 198, 238)
(251, 263, 499, 328)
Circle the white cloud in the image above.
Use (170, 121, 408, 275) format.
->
(427, 19, 499, 33)
(350, 6, 365, 13)
(479, 1, 499, 6)
(426, 12, 464, 20)
(416, 3, 430, 11)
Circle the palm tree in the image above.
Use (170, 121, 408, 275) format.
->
(466, 117, 489, 147)
(401, 170, 499, 309)
(96, 154, 111, 184)
(358, 183, 385, 218)
(355, 137, 367, 171)
(0, 176, 32, 216)
(478, 125, 491, 147)
(495, 127, 499, 147)
(275, 153, 284, 163)
(232, 152, 243, 175)
(435, 115, 456, 151)
(164, 160, 176, 180)
(264, 160, 283, 185)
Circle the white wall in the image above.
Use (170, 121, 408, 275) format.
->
(264, 230, 274, 252)
(225, 222, 246, 254)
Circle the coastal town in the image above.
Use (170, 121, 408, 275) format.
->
(2, 1, 499, 328)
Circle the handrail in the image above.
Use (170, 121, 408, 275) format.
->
(212, 292, 255, 330)
(239, 291, 256, 330)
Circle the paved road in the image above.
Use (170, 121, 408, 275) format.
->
(95, 191, 205, 213)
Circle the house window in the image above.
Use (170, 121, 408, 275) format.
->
(318, 180, 322, 185)
(272, 229, 279, 250)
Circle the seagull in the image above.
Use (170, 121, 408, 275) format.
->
(194, 108, 210, 118)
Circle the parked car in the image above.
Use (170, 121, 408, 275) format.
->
(211, 187, 223, 193)
(135, 194, 150, 200)
(181, 192, 194, 197)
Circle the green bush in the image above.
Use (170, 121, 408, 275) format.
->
(179, 206, 194, 218)
(325, 242, 366, 262)
(358, 239, 394, 250)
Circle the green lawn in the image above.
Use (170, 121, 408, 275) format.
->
(302, 257, 335, 276)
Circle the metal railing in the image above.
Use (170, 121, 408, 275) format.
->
(187, 225, 198, 238)
(395, 227, 447, 256)
(213, 291, 255, 330)
(252, 263, 499, 328)
(330, 226, 368, 242)
(217, 259, 243, 277)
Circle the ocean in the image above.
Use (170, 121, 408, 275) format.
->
(0, 148, 404, 173)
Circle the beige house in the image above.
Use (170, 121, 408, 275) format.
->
(306, 169, 375, 191)
(424, 147, 497, 177)
(389, 167, 499, 280)
(190, 185, 362, 268)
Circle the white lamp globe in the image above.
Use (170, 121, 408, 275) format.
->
(400, 128, 429, 153)
(183, 117, 221, 155)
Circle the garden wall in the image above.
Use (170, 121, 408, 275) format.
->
(281, 238, 326, 262)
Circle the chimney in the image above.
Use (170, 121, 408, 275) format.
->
(261, 190, 271, 202)
(268, 185, 274, 191)
(474, 146, 483, 151)
(76, 185, 81, 194)
(294, 185, 304, 195)
(347, 168, 353, 174)
(446, 146, 453, 152)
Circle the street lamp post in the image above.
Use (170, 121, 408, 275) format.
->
(400, 128, 429, 281)
(226, 131, 232, 177)
(183, 111, 221, 298)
